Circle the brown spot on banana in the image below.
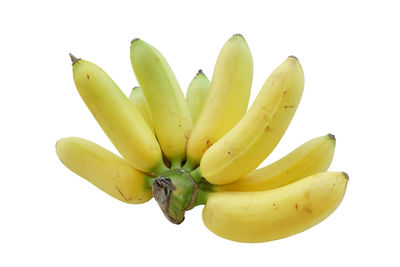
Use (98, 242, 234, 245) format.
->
(205, 139, 213, 149)
(304, 207, 313, 215)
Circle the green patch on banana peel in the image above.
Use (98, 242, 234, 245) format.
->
(152, 169, 208, 224)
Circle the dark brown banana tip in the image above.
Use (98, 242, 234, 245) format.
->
(327, 133, 336, 140)
(131, 38, 140, 44)
(69, 53, 80, 64)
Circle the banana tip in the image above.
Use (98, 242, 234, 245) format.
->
(233, 33, 244, 38)
(342, 172, 349, 180)
(327, 133, 336, 140)
(69, 53, 80, 64)
(289, 55, 298, 61)
(197, 69, 204, 75)
(131, 38, 140, 44)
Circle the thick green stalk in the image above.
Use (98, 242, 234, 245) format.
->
(152, 168, 209, 224)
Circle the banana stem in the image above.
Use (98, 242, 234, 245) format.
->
(193, 189, 209, 206)
(198, 180, 215, 192)
(144, 176, 154, 189)
(182, 158, 196, 171)
(170, 159, 181, 170)
(189, 167, 203, 183)
(152, 162, 170, 176)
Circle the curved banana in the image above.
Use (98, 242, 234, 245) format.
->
(184, 34, 253, 170)
(213, 134, 335, 191)
(56, 137, 153, 204)
(129, 86, 154, 132)
(199, 56, 304, 185)
(186, 70, 210, 125)
(203, 172, 348, 243)
(130, 39, 192, 168)
(70, 55, 167, 175)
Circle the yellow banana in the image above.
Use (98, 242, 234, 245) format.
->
(58, 37, 349, 240)
(70, 55, 167, 175)
(203, 171, 348, 243)
(184, 34, 253, 170)
(199, 56, 304, 185)
(130, 39, 192, 168)
(129, 86, 154, 132)
(213, 134, 335, 191)
(186, 70, 210, 125)
(56, 137, 153, 204)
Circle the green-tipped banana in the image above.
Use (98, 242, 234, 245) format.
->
(70, 55, 167, 174)
(186, 70, 210, 124)
(199, 56, 304, 185)
(129, 86, 154, 132)
(130, 39, 192, 169)
(212, 134, 335, 191)
(184, 34, 253, 170)
(56, 137, 153, 204)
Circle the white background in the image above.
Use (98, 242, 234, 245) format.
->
(1, 0, 399, 266)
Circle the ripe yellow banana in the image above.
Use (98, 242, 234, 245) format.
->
(59, 36, 349, 242)
(203, 171, 348, 243)
(56, 137, 153, 204)
(186, 70, 210, 125)
(130, 39, 192, 168)
(129, 86, 154, 132)
(199, 56, 304, 185)
(213, 134, 335, 191)
(184, 34, 253, 170)
(70, 55, 167, 175)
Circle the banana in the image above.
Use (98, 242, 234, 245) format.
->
(56, 137, 153, 204)
(213, 134, 335, 191)
(203, 171, 348, 243)
(186, 70, 211, 124)
(70, 55, 167, 175)
(129, 86, 154, 132)
(184, 34, 253, 170)
(130, 39, 192, 169)
(199, 56, 304, 185)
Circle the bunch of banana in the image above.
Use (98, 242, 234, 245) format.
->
(56, 34, 348, 243)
